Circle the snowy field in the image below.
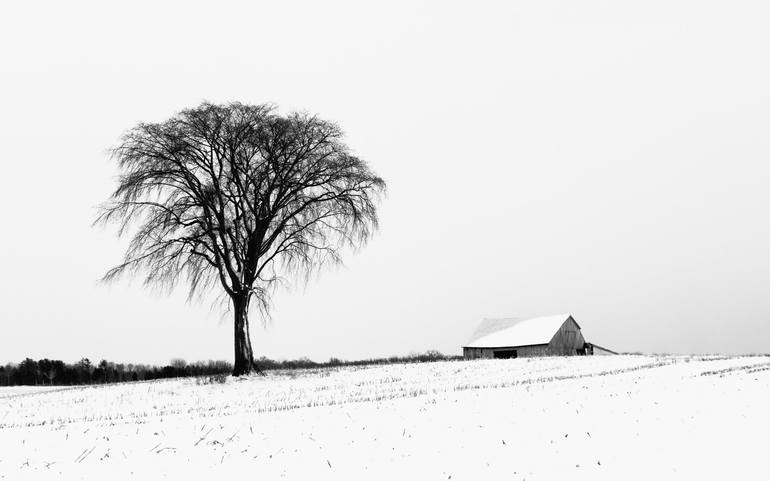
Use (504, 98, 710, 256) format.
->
(1, 354, 769, 480)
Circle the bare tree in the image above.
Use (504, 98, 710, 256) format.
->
(38, 359, 57, 386)
(96, 102, 385, 375)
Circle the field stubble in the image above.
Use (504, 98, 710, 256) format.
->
(1, 354, 769, 480)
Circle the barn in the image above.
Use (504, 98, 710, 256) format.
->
(462, 314, 615, 359)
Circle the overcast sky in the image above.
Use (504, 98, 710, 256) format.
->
(1, 0, 769, 365)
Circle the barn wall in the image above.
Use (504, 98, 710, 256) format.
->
(464, 347, 494, 359)
(463, 347, 490, 359)
(463, 345, 551, 359)
(515, 345, 551, 357)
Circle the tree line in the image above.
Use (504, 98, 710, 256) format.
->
(257, 350, 460, 370)
(0, 351, 459, 386)
(0, 358, 231, 386)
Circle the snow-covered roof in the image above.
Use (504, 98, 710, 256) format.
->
(466, 317, 522, 344)
(464, 314, 577, 348)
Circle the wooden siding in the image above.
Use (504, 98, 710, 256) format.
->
(463, 344, 551, 359)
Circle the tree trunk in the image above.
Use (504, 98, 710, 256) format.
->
(232, 293, 257, 376)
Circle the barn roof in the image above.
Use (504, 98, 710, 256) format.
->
(466, 317, 522, 344)
(464, 314, 578, 348)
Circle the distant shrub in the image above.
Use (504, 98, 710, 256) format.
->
(196, 373, 228, 385)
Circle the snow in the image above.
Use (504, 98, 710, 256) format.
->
(465, 317, 521, 344)
(468, 317, 522, 344)
(1, 354, 769, 480)
(465, 314, 573, 348)
(0, 386, 75, 399)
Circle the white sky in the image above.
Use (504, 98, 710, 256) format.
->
(1, 0, 769, 365)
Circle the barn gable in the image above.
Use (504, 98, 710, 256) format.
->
(547, 316, 585, 355)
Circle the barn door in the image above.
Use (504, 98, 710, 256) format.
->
(493, 350, 517, 359)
